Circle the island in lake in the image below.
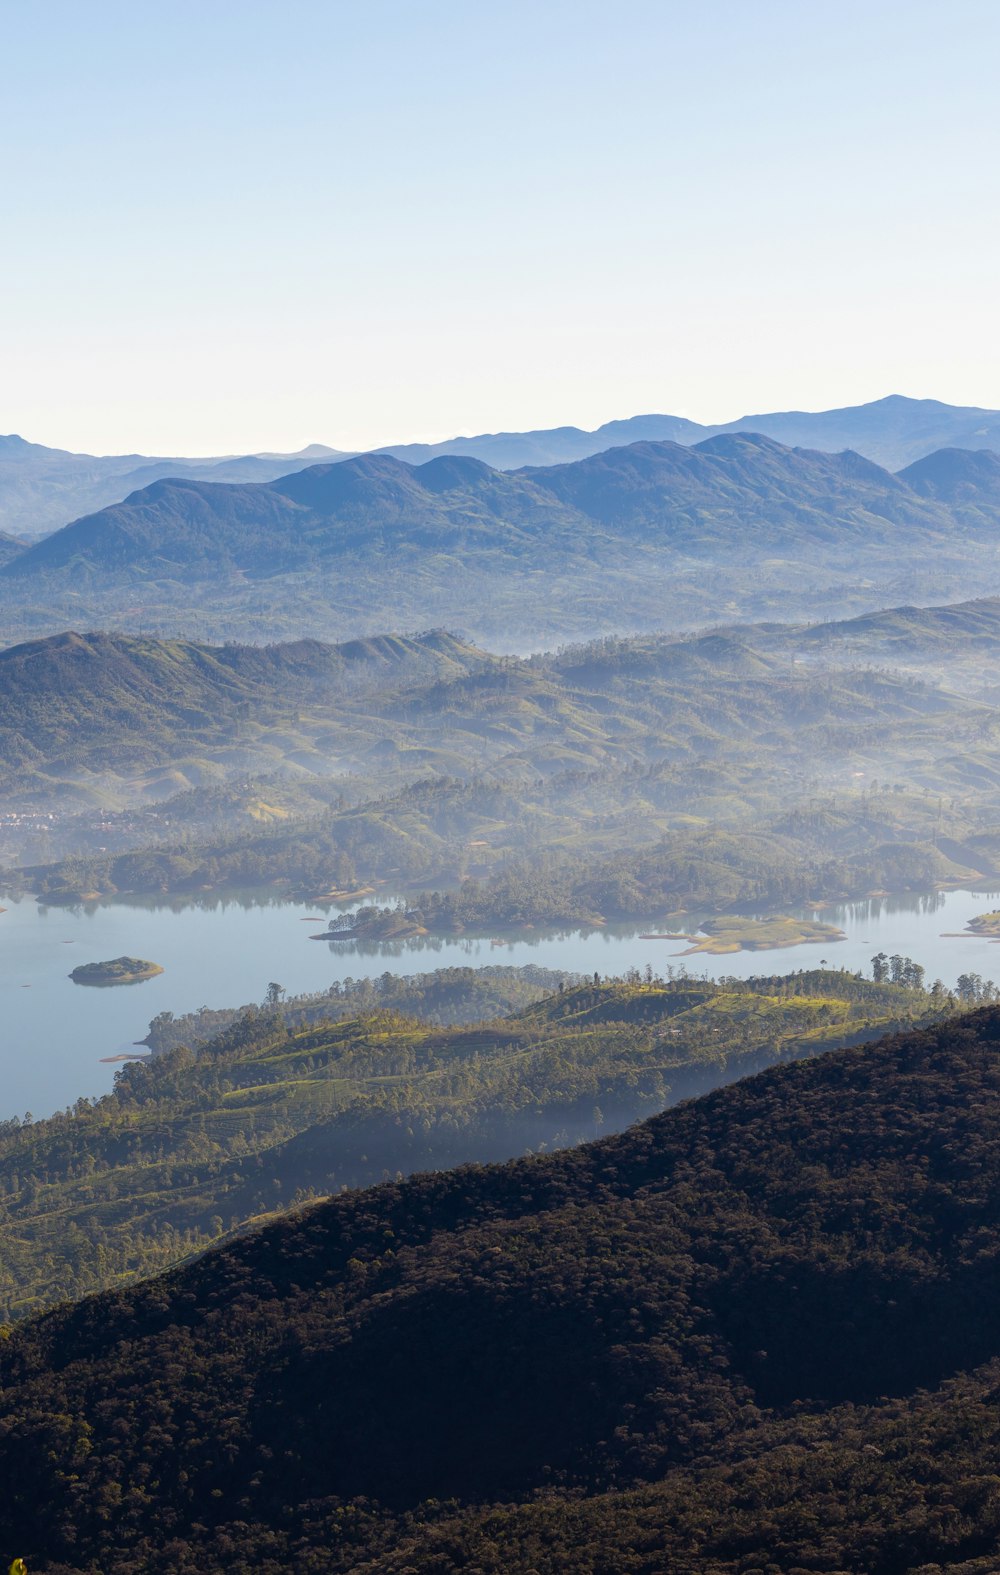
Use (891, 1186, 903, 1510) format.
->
(648, 915, 847, 956)
(70, 956, 164, 986)
(312, 906, 428, 942)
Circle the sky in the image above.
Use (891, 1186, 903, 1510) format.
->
(3, 0, 1000, 456)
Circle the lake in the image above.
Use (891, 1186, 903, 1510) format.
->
(2, 885, 1000, 1121)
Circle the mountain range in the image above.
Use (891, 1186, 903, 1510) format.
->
(4, 431, 1000, 650)
(3, 1004, 1000, 1571)
(8, 393, 1000, 542)
(8, 432, 999, 588)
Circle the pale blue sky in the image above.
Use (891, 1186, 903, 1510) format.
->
(3, 0, 999, 454)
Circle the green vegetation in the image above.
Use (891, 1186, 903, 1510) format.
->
(965, 909, 1000, 936)
(141, 964, 580, 1051)
(3, 1004, 1000, 1570)
(68, 956, 163, 987)
(0, 965, 945, 1322)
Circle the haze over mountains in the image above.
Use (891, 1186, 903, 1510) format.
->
(0, 433, 351, 541)
(4, 428, 1000, 650)
(9, 594, 1000, 936)
(8, 393, 1000, 542)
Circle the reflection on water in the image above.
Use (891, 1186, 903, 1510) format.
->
(832, 891, 949, 925)
(3, 883, 1000, 1122)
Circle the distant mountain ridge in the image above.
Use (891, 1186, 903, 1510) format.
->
(4, 429, 1000, 649)
(7, 393, 1000, 539)
(378, 393, 1000, 472)
(0, 433, 353, 540)
(0, 431, 969, 585)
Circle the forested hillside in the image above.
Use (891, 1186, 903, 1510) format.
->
(0, 967, 940, 1321)
(11, 604, 1000, 922)
(4, 1004, 1000, 1570)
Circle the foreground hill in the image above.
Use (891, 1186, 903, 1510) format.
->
(0, 968, 934, 1321)
(3, 430, 999, 647)
(4, 1005, 1000, 1571)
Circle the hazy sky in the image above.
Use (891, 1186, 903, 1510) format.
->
(3, 0, 1000, 455)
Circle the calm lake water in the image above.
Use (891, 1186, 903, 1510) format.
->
(2, 885, 1000, 1121)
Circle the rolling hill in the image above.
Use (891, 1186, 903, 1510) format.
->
(8, 606, 1000, 916)
(3, 1004, 1000, 1570)
(0, 610, 992, 824)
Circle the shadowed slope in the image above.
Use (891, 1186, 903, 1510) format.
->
(5, 1008, 1000, 1568)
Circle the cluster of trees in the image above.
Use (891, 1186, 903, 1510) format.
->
(3, 1004, 1000, 1569)
(143, 964, 577, 1053)
(871, 950, 927, 988)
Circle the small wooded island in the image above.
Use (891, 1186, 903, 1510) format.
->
(312, 906, 428, 942)
(70, 956, 164, 987)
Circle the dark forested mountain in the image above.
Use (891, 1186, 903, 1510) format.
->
(4, 1005, 1000, 1571)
